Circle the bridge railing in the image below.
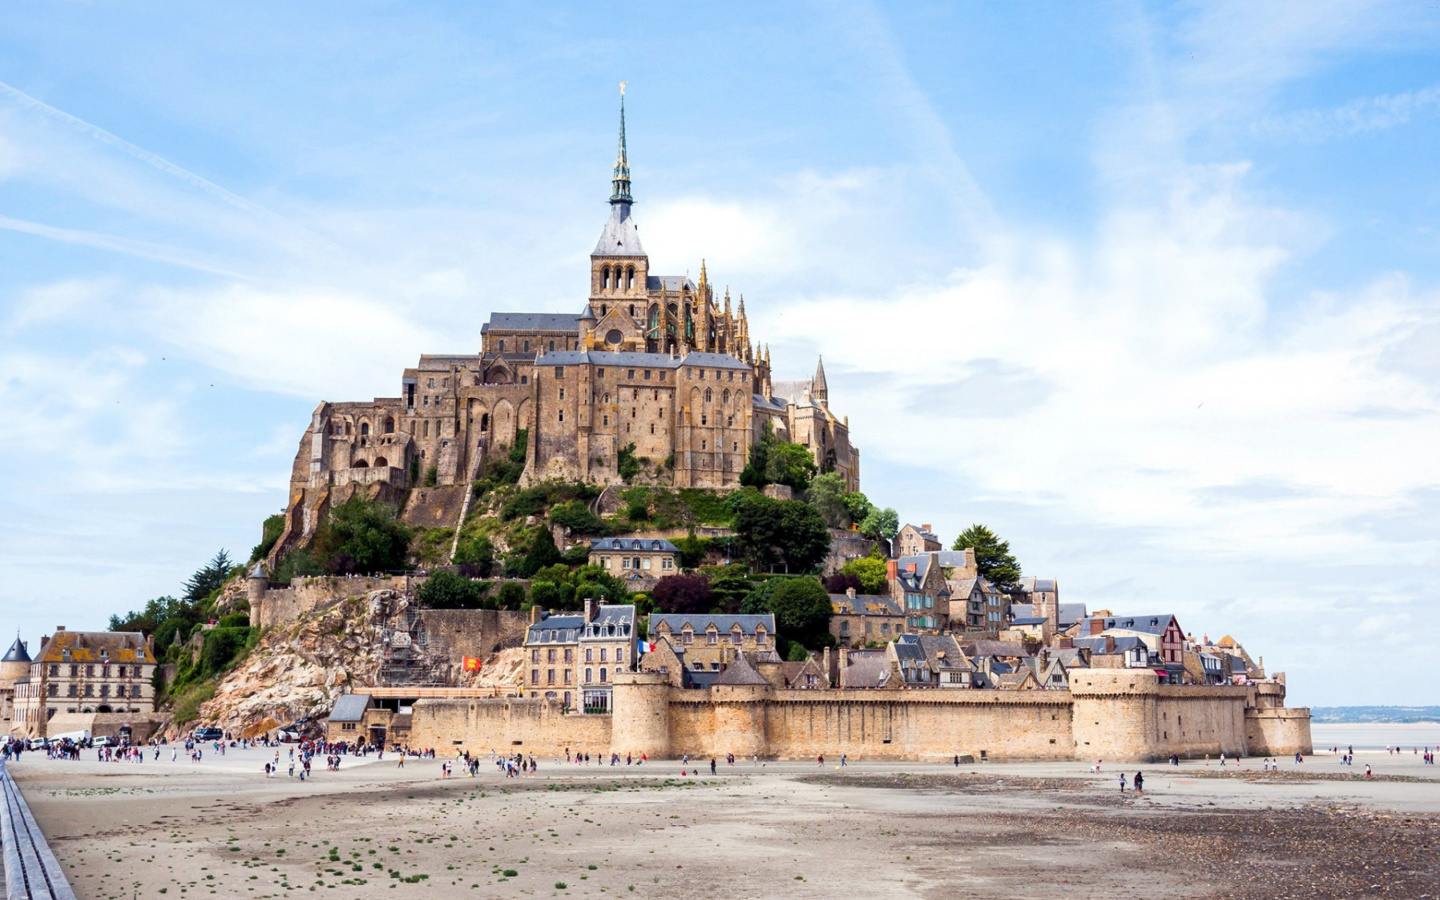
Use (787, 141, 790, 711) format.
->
(0, 762, 76, 900)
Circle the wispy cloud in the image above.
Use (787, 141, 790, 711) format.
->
(1253, 83, 1440, 142)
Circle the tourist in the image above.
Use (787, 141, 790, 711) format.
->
(1133, 771, 1144, 796)
(710, 757, 716, 775)
(953, 754, 960, 767)
(1364, 764, 1372, 779)
(841, 753, 847, 767)
(1119, 773, 1126, 793)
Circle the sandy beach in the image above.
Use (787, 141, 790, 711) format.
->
(8, 747, 1440, 900)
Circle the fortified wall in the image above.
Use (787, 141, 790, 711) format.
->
(406, 669, 1312, 763)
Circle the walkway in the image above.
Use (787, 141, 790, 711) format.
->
(0, 762, 76, 900)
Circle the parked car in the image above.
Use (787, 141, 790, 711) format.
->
(192, 727, 223, 742)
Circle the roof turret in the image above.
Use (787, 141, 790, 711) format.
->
(3, 634, 31, 663)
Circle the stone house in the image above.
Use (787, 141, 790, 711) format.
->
(1076, 614, 1186, 683)
(888, 554, 951, 631)
(895, 523, 942, 558)
(646, 614, 776, 674)
(588, 537, 679, 583)
(947, 575, 1009, 633)
(835, 648, 895, 689)
(11, 628, 157, 737)
(828, 588, 906, 647)
(524, 602, 635, 710)
(889, 634, 974, 689)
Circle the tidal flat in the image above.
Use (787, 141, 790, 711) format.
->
(10, 748, 1440, 899)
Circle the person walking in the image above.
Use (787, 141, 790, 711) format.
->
(710, 756, 717, 775)
(841, 754, 847, 768)
(1119, 773, 1127, 793)
(1133, 771, 1144, 796)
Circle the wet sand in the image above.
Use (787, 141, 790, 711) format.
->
(9, 748, 1440, 899)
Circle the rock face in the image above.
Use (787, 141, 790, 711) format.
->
(196, 588, 529, 737)
(198, 592, 391, 736)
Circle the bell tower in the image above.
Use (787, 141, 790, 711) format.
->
(589, 83, 649, 341)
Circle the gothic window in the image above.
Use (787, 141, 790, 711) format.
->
(704, 388, 712, 403)
(499, 340, 505, 352)
(722, 389, 729, 404)
(627, 266, 635, 288)
(524, 340, 530, 352)
(549, 340, 555, 351)
(601, 265, 610, 289)
(360, 422, 370, 436)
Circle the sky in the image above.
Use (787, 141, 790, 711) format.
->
(2, 1, 1437, 707)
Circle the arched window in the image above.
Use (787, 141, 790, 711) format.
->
(360, 421, 370, 436)
(721, 389, 730, 404)
(601, 266, 610, 290)
(373, 456, 388, 468)
(523, 340, 530, 353)
(627, 266, 635, 289)
(384, 417, 395, 434)
(704, 388, 712, 403)
(549, 340, 555, 351)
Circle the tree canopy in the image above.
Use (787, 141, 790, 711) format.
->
(952, 523, 1022, 587)
(804, 472, 874, 529)
(731, 491, 830, 573)
(859, 507, 900, 543)
(740, 423, 817, 494)
(651, 573, 715, 615)
(183, 550, 234, 602)
(839, 556, 889, 594)
(743, 576, 833, 654)
(312, 496, 412, 574)
(416, 570, 488, 609)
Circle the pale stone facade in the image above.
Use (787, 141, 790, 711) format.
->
(405, 667, 1311, 763)
(11, 628, 157, 738)
(268, 99, 858, 568)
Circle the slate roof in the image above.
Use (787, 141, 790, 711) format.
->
(962, 640, 1026, 659)
(829, 594, 902, 616)
(526, 615, 585, 644)
(590, 537, 679, 553)
(645, 274, 694, 291)
(535, 349, 749, 371)
(714, 653, 770, 686)
(1010, 616, 1049, 626)
(898, 550, 974, 570)
(592, 204, 647, 257)
(1057, 603, 1087, 628)
(482, 312, 584, 334)
(329, 694, 371, 724)
(649, 614, 775, 636)
(841, 650, 892, 689)
(1083, 614, 1177, 637)
(1073, 634, 1147, 654)
(3, 636, 31, 664)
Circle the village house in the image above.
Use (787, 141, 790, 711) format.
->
(894, 523, 942, 558)
(588, 537, 679, 583)
(888, 554, 950, 631)
(10, 628, 157, 738)
(524, 601, 635, 709)
(647, 613, 776, 674)
(1074, 614, 1185, 683)
(889, 633, 974, 689)
(828, 588, 906, 647)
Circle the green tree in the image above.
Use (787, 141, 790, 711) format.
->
(859, 507, 900, 543)
(804, 472, 853, 528)
(840, 556, 889, 595)
(549, 500, 605, 535)
(528, 581, 563, 610)
(250, 514, 286, 563)
(520, 528, 563, 577)
(747, 576, 833, 653)
(183, 550, 235, 602)
(703, 564, 752, 614)
(496, 582, 527, 610)
(733, 493, 830, 573)
(617, 443, 644, 483)
(740, 423, 817, 494)
(416, 570, 486, 609)
(952, 524, 1022, 587)
(312, 496, 413, 573)
(453, 534, 495, 575)
(675, 532, 706, 569)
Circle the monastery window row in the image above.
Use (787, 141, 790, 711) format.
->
(599, 265, 637, 291)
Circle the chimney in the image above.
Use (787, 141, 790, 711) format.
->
(822, 646, 831, 681)
(845, 587, 856, 599)
(922, 524, 932, 532)
(55, 626, 65, 632)
(584, 599, 595, 623)
(1104, 635, 1114, 654)
(905, 563, 916, 574)
(1089, 618, 1103, 636)
(530, 605, 542, 626)
(886, 560, 898, 582)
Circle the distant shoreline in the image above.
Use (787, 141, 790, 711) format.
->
(1309, 707, 1440, 725)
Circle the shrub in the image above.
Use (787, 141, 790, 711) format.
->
(198, 626, 254, 679)
(651, 574, 714, 615)
(453, 535, 495, 575)
(312, 496, 412, 574)
(617, 444, 644, 483)
(416, 570, 487, 609)
(250, 514, 286, 563)
(496, 583, 527, 610)
(171, 681, 216, 725)
(217, 613, 250, 629)
(423, 465, 439, 487)
(272, 549, 324, 583)
(550, 501, 605, 535)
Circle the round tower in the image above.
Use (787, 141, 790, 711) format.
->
(609, 670, 671, 759)
(246, 562, 270, 627)
(1069, 668, 1159, 762)
(1, 634, 31, 684)
(710, 683, 770, 759)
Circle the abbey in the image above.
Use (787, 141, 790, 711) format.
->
(273, 96, 857, 559)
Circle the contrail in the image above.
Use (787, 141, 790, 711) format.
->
(0, 80, 339, 256)
(0, 214, 251, 280)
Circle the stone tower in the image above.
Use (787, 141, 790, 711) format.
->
(1, 634, 30, 684)
(588, 85, 649, 325)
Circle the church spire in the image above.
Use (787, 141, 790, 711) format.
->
(611, 82, 632, 205)
(813, 355, 829, 402)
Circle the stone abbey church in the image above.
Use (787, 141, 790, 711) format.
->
(272, 97, 858, 560)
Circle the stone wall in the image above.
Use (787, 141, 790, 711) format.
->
(250, 575, 411, 629)
(408, 697, 613, 757)
(402, 667, 1311, 763)
(415, 609, 530, 661)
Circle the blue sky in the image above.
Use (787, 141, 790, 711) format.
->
(2, 1, 1437, 706)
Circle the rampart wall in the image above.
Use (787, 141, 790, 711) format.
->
(405, 669, 1311, 763)
(249, 575, 412, 629)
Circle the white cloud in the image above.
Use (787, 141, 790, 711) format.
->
(1253, 83, 1440, 142)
